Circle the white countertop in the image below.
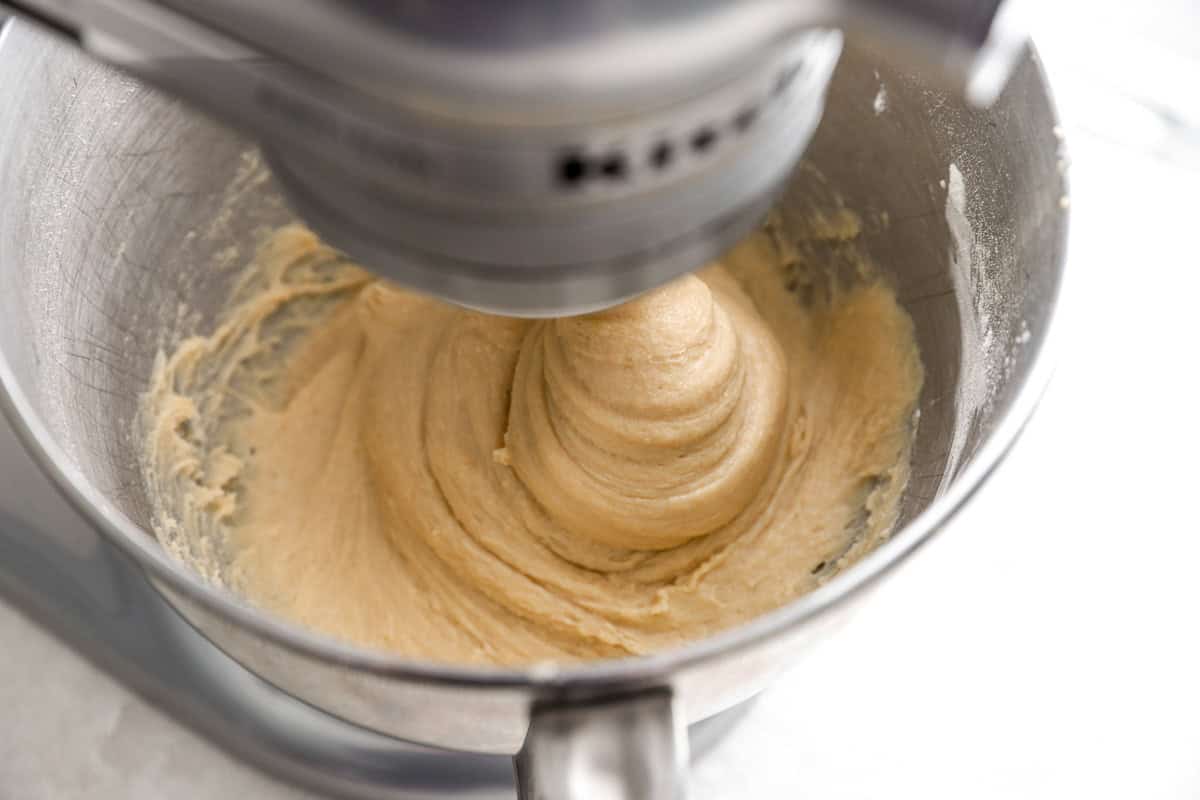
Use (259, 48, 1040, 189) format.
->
(4, 10, 1200, 799)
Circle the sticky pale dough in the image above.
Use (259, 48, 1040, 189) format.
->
(142, 223, 923, 665)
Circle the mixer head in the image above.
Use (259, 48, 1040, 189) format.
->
(4, 0, 1024, 315)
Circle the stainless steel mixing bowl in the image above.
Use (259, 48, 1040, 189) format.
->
(0, 18, 1067, 798)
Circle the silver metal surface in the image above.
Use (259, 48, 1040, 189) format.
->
(0, 15, 1066, 796)
(515, 690, 686, 800)
(1, 0, 1016, 314)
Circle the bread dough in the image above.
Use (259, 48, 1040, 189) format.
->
(141, 222, 923, 665)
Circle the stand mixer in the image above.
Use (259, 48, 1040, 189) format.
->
(4, 0, 1021, 314)
(0, 3, 1066, 799)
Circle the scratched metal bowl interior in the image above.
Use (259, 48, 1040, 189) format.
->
(0, 25, 1065, 752)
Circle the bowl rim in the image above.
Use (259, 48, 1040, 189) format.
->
(0, 23, 1069, 693)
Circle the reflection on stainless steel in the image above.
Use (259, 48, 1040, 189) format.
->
(0, 18, 1066, 800)
(516, 690, 687, 800)
(0, 0, 1018, 315)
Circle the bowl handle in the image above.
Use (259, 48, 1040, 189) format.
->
(516, 688, 688, 800)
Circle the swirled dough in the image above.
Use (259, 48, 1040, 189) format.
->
(142, 222, 923, 665)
